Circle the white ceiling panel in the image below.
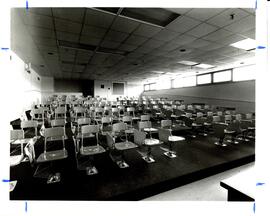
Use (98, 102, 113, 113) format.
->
(111, 16, 140, 33)
(54, 18, 82, 34)
(56, 31, 79, 42)
(185, 8, 225, 21)
(153, 29, 180, 42)
(187, 23, 218, 38)
(118, 43, 138, 52)
(206, 8, 250, 28)
(85, 9, 115, 28)
(125, 35, 149, 46)
(165, 16, 200, 33)
(81, 25, 107, 38)
(133, 24, 162, 38)
(52, 8, 85, 23)
(224, 15, 255, 33)
(202, 29, 234, 42)
(80, 35, 101, 46)
(104, 30, 129, 43)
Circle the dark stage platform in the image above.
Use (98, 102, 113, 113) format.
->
(10, 127, 255, 201)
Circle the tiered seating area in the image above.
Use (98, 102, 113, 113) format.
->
(9, 95, 255, 200)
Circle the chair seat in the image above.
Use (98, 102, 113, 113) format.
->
(192, 123, 202, 127)
(47, 135, 68, 141)
(114, 141, 138, 151)
(132, 117, 140, 120)
(168, 136, 185, 142)
(76, 133, 95, 139)
(11, 138, 32, 145)
(144, 138, 161, 146)
(10, 154, 24, 166)
(171, 114, 178, 118)
(80, 145, 106, 156)
(125, 129, 135, 134)
(144, 128, 158, 132)
(37, 149, 68, 163)
(204, 122, 212, 126)
(224, 129, 235, 134)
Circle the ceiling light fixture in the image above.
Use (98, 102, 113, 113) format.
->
(230, 38, 256, 50)
(178, 60, 198, 66)
(195, 63, 215, 69)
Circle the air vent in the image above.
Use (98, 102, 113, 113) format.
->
(120, 8, 180, 27)
(97, 47, 129, 56)
(58, 40, 96, 52)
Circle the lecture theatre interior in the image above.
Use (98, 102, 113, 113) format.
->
(8, 7, 256, 202)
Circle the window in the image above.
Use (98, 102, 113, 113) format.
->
(183, 76, 196, 87)
(149, 83, 156, 91)
(197, 74, 211, 85)
(156, 79, 171, 90)
(233, 65, 255, 81)
(213, 70, 232, 83)
(144, 84, 150, 91)
(173, 77, 183, 88)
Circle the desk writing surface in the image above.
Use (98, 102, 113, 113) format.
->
(221, 167, 255, 199)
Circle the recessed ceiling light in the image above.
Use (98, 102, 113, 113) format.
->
(195, 63, 215, 69)
(152, 71, 165, 74)
(179, 49, 186, 52)
(230, 38, 256, 50)
(178, 60, 198, 66)
(40, 65, 44, 67)
(47, 52, 54, 55)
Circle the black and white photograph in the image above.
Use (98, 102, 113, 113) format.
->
(1, 0, 269, 215)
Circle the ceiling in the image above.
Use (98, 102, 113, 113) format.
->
(11, 7, 255, 83)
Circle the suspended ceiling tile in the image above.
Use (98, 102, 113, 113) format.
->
(54, 18, 82, 34)
(81, 25, 107, 38)
(85, 8, 115, 28)
(165, 8, 192, 15)
(125, 35, 149, 46)
(21, 12, 54, 29)
(104, 30, 129, 43)
(100, 40, 121, 49)
(224, 15, 255, 33)
(165, 15, 201, 33)
(153, 29, 180, 42)
(218, 34, 247, 45)
(185, 8, 226, 21)
(56, 31, 80, 43)
(206, 8, 250, 28)
(202, 29, 234, 42)
(187, 23, 218, 38)
(80, 35, 101, 46)
(142, 39, 165, 48)
(27, 8, 52, 16)
(240, 28, 255, 39)
(173, 33, 197, 45)
(118, 43, 138, 52)
(52, 8, 85, 23)
(133, 24, 162, 38)
(27, 26, 55, 39)
(111, 16, 141, 33)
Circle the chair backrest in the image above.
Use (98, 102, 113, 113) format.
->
(102, 116, 112, 124)
(197, 112, 203, 118)
(122, 115, 132, 123)
(51, 119, 66, 127)
(10, 129, 24, 140)
(44, 127, 65, 139)
(185, 112, 193, 118)
(141, 115, 150, 121)
(55, 107, 66, 114)
(77, 118, 91, 126)
(133, 129, 146, 146)
(246, 113, 253, 120)
(161, 119, 172, 128)
(217, 111, 223, 116)
(105, 133, 115, 149)
(235, 114, 242, 121)
(21, 120, 38, 129)
(227, 121, 241, 133)
(207, 111, 213, 117)
(212, 123, 227, 138)
(138, 121, 152, 130)
(225, 115, 232, 121)
(158, 128, 171, 143)
(81, 124, 99, 134)
(212, 116, 221, 122)
(112, 122, 127, 132)
(112, 107, 119, 113)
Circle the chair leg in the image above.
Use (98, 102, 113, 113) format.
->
(116, 152, 129, 168)
(142, 146, 155, 163)
(214, 137, 227, 147)
(163, 142, 177, 158)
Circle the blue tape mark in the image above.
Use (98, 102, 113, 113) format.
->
(257, 46, 266, 49)
(26, 1, 29, 11)
(1, 48, 9, 50)
(256, 182, 265, 186)
(2, 179, 11, 182)
(255, 0, 257, 10)
(25, 201, 28, 213)
(253, 202, 255, 213)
